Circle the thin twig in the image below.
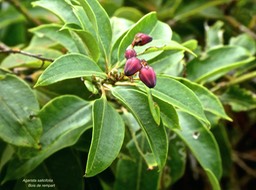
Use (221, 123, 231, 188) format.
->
(0, 43, 54, 63)
(233, 152, 256, 177)
(5, 0, 41, 26)
(224, 16, 256, 40)
(211, 71, 256, 92)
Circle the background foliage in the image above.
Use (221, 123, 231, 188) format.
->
(0, 0, 255, 190)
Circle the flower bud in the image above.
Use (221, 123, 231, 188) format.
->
(133, 33, 153, 46)
(139, 66, 156, 88)
(124, 48, 137, 59)
(124, 57, 142, 76)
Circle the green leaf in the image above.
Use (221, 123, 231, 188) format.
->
(85, 96, 125, 177)
(114, 134, 159, 190)
(139, 75, 209, 126)
(32, 0, 81, 26)
(83, 80, 99, 95)
(167, 133, 186, 185)
(149, 50, 184, 76)
(112, 86, 168, 169)
(205, 169, 221, 190)
(220, 85, 256, 112)
(187, 46, 255, 83)
(146, 88, 161, 126)
(110, 20, 133, 64)
(113, 7, 144, 22)
(173, 76, 231, 121)
(30, 24, 81, 53)
(39, 95, 92, 146)
(0, 142, 14, 172)
(72, 5, 94, 32)
(229, 33, 256, 55)
(110, 17, 134, 46)
(211, 125, 232, 177)
(138, 40, 197, 57)
(174, 0, 228, 21)
(77, 0, 112, 59)
(2, 95, 92, 183)
(155, 98, 180, 129)
(0, 74, 42, 148)
(205, 21, 224, 50)
(68, 28, 100, 62)
(118, 12, 167, 61)
(173, 112, 222, 181)
(35, 53, 106, 87)
(122, 110, 140, 134)
(28, 34, 57, 49)
(182, 39, 198, 51)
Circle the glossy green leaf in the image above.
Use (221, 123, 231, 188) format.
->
(205, 169, 221, 190)
(220, 85, 256, 112)
(182, 39, 198, 51)
(30, 24, 81, 53)
(173, 76, 231, 121)
(211, 125, 232, 177)
(229, 33, 256, 55)
(173, 112, 222, 186)
(122, 110, 140, 134)
(68, 28, 100, 62)
(77, 0, 112, 58)
(112, 86, 168, 169)
(167, 133, 186, 185)
(187, 46, 255, 83)
(32, 0, 81, 26)
(118, 12, 172, 61)
(0, 74, 42, 148)
(85, 96, 125, 177)
(39, 95, 92, 146)
(83, 80, 99, 95)
(110, 17, 134, 45)
(138, 40, 197, 57)
(155, 98, 180, 129)
(174, 0, 228, 21)
(0, 143, 14, 172)
(72, 5, 94, 33)
(114, 134, 159, 190)
(35, 53, 106, 87)
(205, 21, 224, 50)
(146, 88, 161, 126)
(113, 7, 144, 22)
(139, 75, 209, 126)
(2, 95, 92, 183)
(28, 35, 57, 49)
(149, 50, 184, 76)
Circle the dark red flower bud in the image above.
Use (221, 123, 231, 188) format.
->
(133, 33, 153, 46)
(124, 57, 142, 76)
(139, 66, 156, 88)
(125, 48, 137, 59)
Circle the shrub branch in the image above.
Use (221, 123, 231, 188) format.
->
(0, 43, 54, 63)
(5, 0, 41, 26)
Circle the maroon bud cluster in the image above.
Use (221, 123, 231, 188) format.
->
(124, 33, 156, 88)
